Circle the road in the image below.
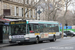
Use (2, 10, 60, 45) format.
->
(0, 37, 75, 50)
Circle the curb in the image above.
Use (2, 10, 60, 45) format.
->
(0, 43, 17, 48)
(60, 37, 74, 40)
(0, 44, 10, 48)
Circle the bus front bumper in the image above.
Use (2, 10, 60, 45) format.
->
(9, 38, 30, 43)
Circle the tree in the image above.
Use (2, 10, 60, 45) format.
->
(36, 0, 64, 21)
(60, 0, 73, 38)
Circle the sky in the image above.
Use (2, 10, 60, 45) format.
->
(68, 0, 75, 10)
(67, 0, 75, 13)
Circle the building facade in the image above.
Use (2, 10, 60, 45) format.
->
(0, 0, 39, 20)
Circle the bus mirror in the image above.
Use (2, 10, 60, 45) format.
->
(30, 31, 34, 33)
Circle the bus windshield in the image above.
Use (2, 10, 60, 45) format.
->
(11, 25, 26, 35)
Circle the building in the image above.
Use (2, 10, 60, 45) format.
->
(0, 0, 40, 20)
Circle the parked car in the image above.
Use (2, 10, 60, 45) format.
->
(60, 31, 67, 37)
(64, 30, 75, 36)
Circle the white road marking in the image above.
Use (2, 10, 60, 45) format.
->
(41, 43, 75, 50)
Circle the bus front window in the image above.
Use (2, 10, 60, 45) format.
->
(11, 25, 26, 35)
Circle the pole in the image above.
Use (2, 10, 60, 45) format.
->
(39, 14, 40, 20)
(66, 21, 67, 34)
(36, 8, 37, 20)
(61, 20, 64, 38)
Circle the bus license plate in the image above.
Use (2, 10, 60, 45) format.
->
(16, 41, 20, 43)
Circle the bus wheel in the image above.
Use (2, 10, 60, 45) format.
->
(18, 43, 23, 45)
(39, 41, 43, 43)
(50, 36, 56, 42)
(35, 37, 39, 44)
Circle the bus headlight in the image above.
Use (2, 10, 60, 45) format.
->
(9, 36, 12, 41)
(9, 39, 11, 41)
(9, 36, 12, 39)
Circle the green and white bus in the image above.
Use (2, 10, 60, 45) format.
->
(0, 19, 60, 44)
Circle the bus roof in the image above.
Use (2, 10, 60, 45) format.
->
(27, 20, 59, 24)
(0, 19, 59, 25)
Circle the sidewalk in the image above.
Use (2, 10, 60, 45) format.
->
(0, 43, 11, 48)
(60, 36, 74, 39)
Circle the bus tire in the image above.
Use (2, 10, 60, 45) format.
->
(35, 37, 39, 44)
(50, 36, 56, 42)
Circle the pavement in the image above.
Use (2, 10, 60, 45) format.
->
(0, 43, 11, 48)
(61, 36, 73, 39)
(0, 37, 73, 48)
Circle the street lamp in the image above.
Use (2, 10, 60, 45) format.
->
(35, 8, 37, 20)
(37, 9, 41, 20)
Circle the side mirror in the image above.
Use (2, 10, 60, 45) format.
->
(30, 31, 34, 33)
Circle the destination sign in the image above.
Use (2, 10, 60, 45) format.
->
(10, 21, 26, 25)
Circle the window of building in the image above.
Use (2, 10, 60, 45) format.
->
(32, 1, 34, 5)
(14, 6, 16, 16)
(4, 4, 7, 9)
(29, 0, 31, 4)
(45, 0, 47, 1)
(25, 0, 27, 4)
(19, 7, 22, 17)
(25, 8, 27, 17)
(37, 0, 39, 2)
(22, 8, 23, 17)
(3, 9, 11, 16)
(21, 0, 23, 4)
(16, 7, 18, 16)
(19, 0, 21, 3)
(33, 9, 35, 18)
(29, 9, 31, 18)
(34, 0, 37, 2)
(27, 0, 29, 4)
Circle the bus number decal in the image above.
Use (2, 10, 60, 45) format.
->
(53, 32, 56, 34)
(35, 33, 40, 35)
(49, 32, 56, 34)
(49, 32, 53, 34)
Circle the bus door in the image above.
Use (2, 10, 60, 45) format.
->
(3, 26, 9, 43)
(0, 25, 3, 43)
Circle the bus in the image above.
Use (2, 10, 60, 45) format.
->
(0, 18, 60, 44)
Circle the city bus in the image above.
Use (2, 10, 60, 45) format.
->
(0, 18, 60, 44)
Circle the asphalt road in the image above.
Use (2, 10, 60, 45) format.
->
(0, 37, 75, 50)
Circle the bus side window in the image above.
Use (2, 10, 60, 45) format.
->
(33, 24, 39, 33)
(28, 24, 34, 33)
(29, 25, 31, 31)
